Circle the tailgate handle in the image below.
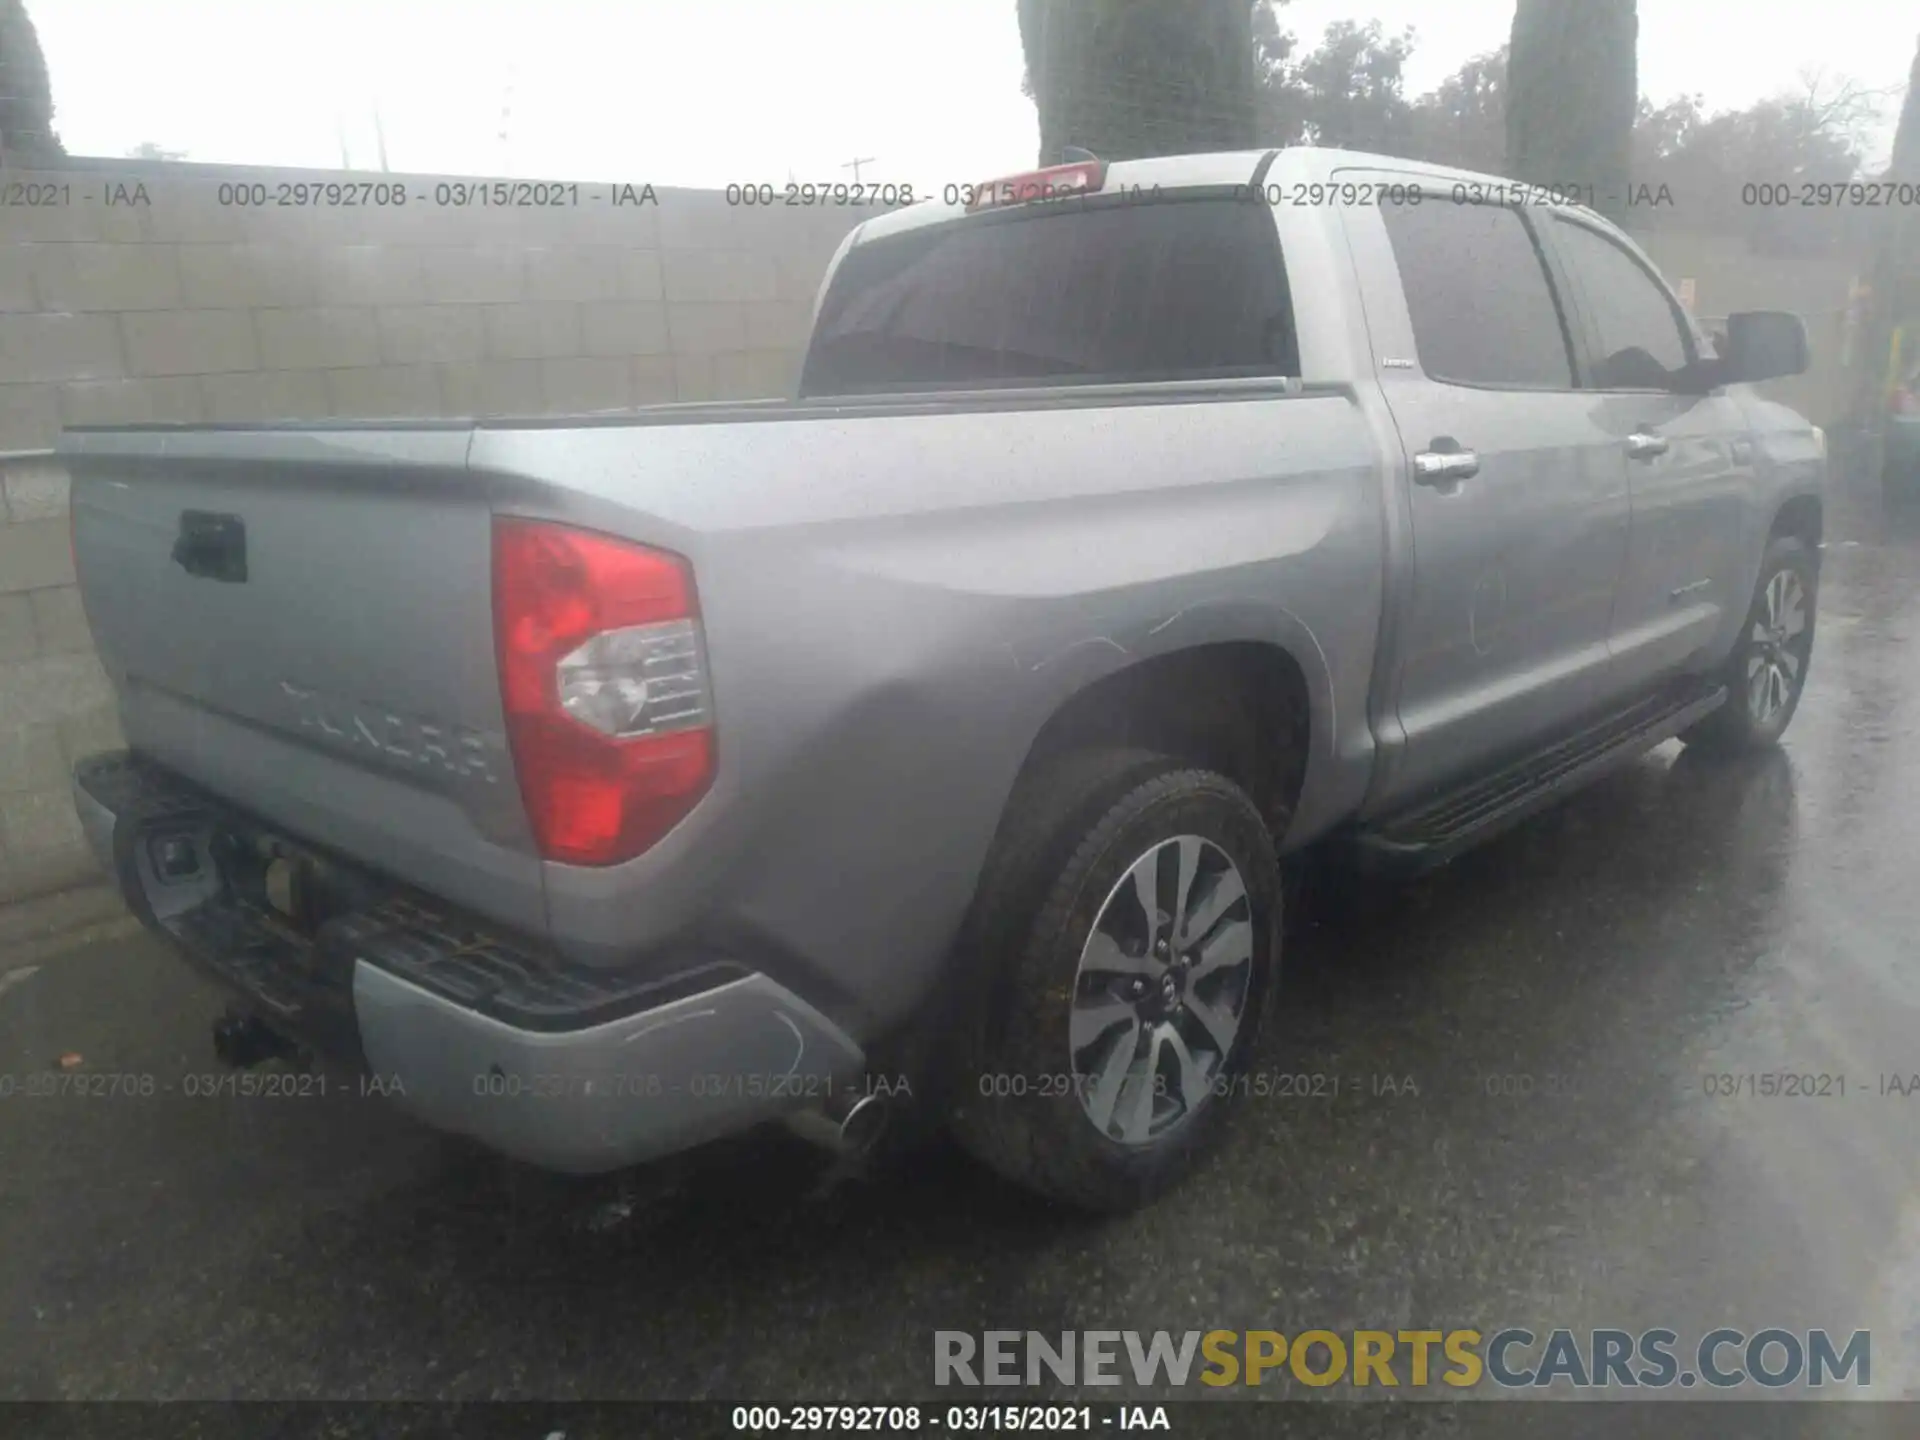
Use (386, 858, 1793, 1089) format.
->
(172, 511, 248, 583)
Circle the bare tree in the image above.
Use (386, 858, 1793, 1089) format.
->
(1629, 72, 1880, 251)
(1781, 68, 1895, 163)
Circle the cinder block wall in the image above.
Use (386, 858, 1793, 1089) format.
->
(0, 453, 116, 900)
(0, 158, 868, 902)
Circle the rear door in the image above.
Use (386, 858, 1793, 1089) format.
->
(1536, 212, 1756, 690)
(1340, 183, 1633, 808)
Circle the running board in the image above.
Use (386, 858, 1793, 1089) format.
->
(1353, 681, 1727, 871)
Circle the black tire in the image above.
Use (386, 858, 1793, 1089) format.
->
(945, 748, 1281, 1213)
(1681, 535, 1818, 755)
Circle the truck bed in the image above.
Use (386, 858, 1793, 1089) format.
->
(63, 380, 1382, 1008)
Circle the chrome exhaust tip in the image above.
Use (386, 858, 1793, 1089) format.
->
(784, 1087, 890, 1157)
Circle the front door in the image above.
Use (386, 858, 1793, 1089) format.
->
(1537, 213, 1755, 691)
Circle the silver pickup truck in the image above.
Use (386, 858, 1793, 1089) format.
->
(64, 147, 1825, 1212)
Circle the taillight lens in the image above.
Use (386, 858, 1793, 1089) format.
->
(492, 518, 715, 866)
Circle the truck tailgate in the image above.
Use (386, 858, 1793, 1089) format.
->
(63, 427, 546, 937)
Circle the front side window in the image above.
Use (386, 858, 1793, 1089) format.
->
(1549, 217, 1695, 390)
(1379, 198, 1575, 389)
(800, 197, 1298, 396)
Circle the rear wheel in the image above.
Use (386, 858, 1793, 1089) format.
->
(946, 749, 1281, 1212)
(1681, 536, 1817, 755)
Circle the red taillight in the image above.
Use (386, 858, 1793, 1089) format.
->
(965, 159, 1106, 212)
(492, 517, 715, 866)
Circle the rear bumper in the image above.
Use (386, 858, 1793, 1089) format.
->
(72, 750, 866, 1174)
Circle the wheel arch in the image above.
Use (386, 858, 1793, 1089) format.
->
(1769, 492, 1823, 549)
(878, 613, 1335, 1086)
(1006, 624, 1326, 849)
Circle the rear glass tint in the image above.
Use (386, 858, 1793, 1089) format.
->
(800, 196, 1299, 396)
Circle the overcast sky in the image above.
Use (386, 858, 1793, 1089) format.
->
(30, 0, 1915, 189)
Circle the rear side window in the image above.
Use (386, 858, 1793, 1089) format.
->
(799, 197, 1298, 396)
(1379, 200, 1574, 389)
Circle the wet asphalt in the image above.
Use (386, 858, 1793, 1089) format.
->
(7, 460, 1920, 1435)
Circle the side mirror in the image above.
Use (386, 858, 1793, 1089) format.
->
(1721, 310, 1809, 383)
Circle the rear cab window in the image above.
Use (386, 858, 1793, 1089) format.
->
(799, 194, 1300, 397)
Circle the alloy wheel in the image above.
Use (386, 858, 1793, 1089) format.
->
(1747, 567, 1810, 725)
(1069, 835, 1255, 1146)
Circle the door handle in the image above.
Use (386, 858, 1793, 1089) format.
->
(1411, 449, 1480, 487)
(1626, 431, 1670, 460)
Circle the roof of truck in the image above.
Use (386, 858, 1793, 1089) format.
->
(849, 145, 1609, 249)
